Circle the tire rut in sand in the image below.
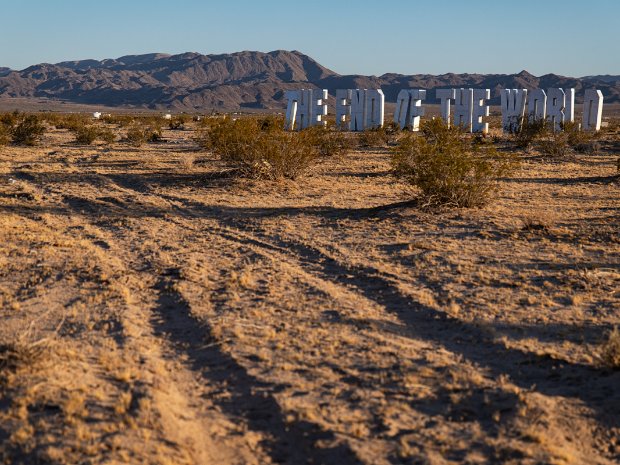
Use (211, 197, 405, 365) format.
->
(207, 222, 620, 433)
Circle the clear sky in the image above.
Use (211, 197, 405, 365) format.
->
(1, 0, 618, 77)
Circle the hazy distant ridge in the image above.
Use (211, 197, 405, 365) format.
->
(0, 51, 618, 110)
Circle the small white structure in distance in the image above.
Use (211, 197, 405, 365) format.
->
(500, 89, 528, 133)
(93, 112, 102, 119)
(394, 89, 426, 131)
(582, 89, 604, 131)
(163, 113, 172, 120)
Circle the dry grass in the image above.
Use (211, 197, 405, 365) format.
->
(0, 112, 618, 465)
(600, 327, 620, 369)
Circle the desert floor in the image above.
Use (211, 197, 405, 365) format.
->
(0, 121, 619, 465)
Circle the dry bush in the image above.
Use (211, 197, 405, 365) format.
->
(302, 125, 352, 157)
(101, 114, 134, 127)
(179, 153, 196, 170)
(538, 130, 570, 158)
(357, 122, 400, 148)
(71, 125, 116, 145)
(391, 118, 518, 208)
(0, 121, 10, 146)
(512, 116, 547, 150)
(11, 114, 46, 146)
(198, 116, 320, 180)
(168, 114, 191, 130)
(126, 122, 163, 147)
(48, 113, 91, 131)
(600, 327, 620, 369)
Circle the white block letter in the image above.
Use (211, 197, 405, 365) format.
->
(500, 89, 527, 133)
(582, 89, 604, 131)
(310, 89, 328, 128)
(285, 90, 300, 130)
(351, 89, 365, 131)
(472, 89, 490, 133)
(436, 89, 455, 126)
(546, 88, 566, 132)
(453, 88, 474, 132)
(564, 88, 575, 123)
(528, 89, 547, 121)
(394, 89, 426, 131)
(365, 89, 384, 130)
(336, 89, 352, 130)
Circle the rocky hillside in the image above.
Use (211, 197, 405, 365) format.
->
(0, 51, 618, 110)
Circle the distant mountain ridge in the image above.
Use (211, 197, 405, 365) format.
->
(0, 51, 618, 110)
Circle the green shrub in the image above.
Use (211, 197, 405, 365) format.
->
(391, 119, 518, 208)
(538, 130, 570, 158)
(98, 128, 116, 145)
(11, 115, 46, 146)
(50, 113, 91, 131)
(198, 116, 319, 180)
(101, 114, 134, 127)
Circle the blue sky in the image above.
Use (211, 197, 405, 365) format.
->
(1, 0, 618, 77)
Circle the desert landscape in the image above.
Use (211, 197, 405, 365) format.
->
(0, 110, 618, 465)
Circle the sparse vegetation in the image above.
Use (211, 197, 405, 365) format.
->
(197, 116, 321, 180)
(168, 114, 191, 130)
(11, 114, 46, 146)
(512, 115, 547, 150)
(600, 327, 620, 369)
(391, 118, 518, 207)
(72, 125, 116, 145)
(126, 122, 163, 146)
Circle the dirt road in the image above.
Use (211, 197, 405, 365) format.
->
(1, 126, 619, 464)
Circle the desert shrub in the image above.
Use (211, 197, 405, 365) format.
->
(538, 130, 570, 158)
(98, 128, 116, 144)
(71, 125, 116, 145)
(11, 115, 46, 146)
(302, 125, 352, 157)
(51, 113, 91, 131)
(512, 116, 547, 149)
(72, 125, 100, 145)
(391, 118, 518, 208)
(198, 116, 319, 180)
(0, 110, 21, 128)
(168, 114, 191, 130)
(561, 121, 600, 154)
(126, 123, 162, 147)
(600, 327, 620, 369)
(101, 114, 134, 127)
(357, 122, 400, 148)
(0, 124, 10, 146)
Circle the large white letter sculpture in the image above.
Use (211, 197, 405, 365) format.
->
(500, 89, 528, 133)
(365, 89, 385, 130)
(528, 89, 547, 121)
(582, 89, 604, 131)
(546, 88, 566, 131)
(336, 89, 352, 130)
(565, 88, 575, 123)
(394, 89, 426, 130)
(335, 89, 384, 131)
(285, 89, 328, 130)
(453, 89, 474, 131)
(436, 89, 455, 127)
(472, 89, 491, 133)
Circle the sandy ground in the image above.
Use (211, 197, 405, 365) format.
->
(0, 121, 619, 465)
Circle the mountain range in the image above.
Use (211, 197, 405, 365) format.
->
(0, 50, 618, 111)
